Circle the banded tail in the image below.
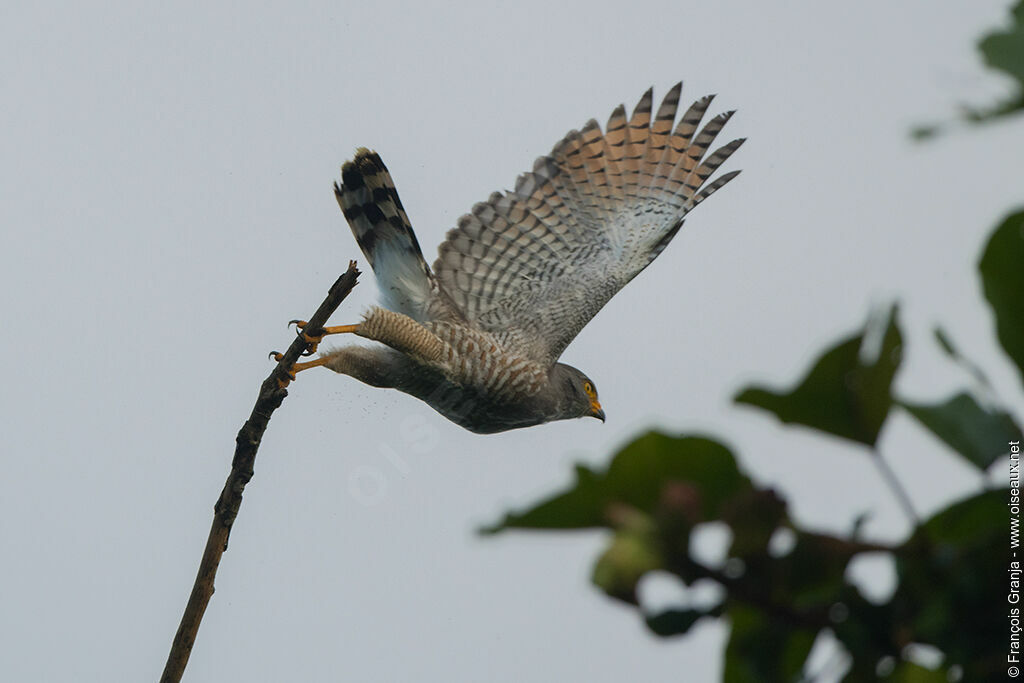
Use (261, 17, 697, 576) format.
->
(335, 149, 439, 321)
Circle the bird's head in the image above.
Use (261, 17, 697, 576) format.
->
(550, 363, 605, 423)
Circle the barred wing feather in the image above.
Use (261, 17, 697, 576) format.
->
(433, 83, 743, 366)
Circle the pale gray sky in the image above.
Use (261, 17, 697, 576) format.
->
(2, 1, 1021, 681)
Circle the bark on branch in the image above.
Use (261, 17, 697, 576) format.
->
(160, 262, 360, 683)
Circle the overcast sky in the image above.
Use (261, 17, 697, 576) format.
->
(3, 1, 1021, 681)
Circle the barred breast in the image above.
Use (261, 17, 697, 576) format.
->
(427, 322, 547, 402)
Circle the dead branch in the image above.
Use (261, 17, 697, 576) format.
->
(160, 261, 360, 683)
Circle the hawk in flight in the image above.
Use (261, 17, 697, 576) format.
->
(286, 83, 743, 433)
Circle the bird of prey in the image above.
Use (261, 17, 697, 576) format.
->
(284, 83, 743, 433)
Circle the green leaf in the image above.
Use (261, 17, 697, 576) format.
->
(975, 0, 1024, 120)
(771, 532, 863, 610)
(911, 1, 1024, 135)
(482, 432, 746, 533)
(735, 306, 902, 446)
(723, 488, 788, 559)
(980, 209, 1024, 387)
(981, 0, 1024, 79)
(603, 433, 745, 519)
(480, 463, 608, 532)
(920, 487, 1006, 545)
(645, 605, 722, 637)
(723, 605, 817, 683)
(901, 392, 1022, 470)
(894, 489, 1008, 680)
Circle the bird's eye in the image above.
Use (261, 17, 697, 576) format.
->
(583, 381, 594, 396)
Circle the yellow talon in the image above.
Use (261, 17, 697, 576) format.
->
(269, 349, 330, 387)
(291, 357, 331, 374)
(271, 317, 357, 387)
(269, 351, 294, 387)
(289, 320, 361, 354)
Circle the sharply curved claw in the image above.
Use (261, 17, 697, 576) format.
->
(268, 345, 334, 386)
(288, 319, 327, 356)
(269, 350, 296, 387)
(286, 318, 360, 355)
(272, 318, 360, 386)
(269, 351, 329, 387)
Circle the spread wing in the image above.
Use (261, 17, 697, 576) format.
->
(433, 83, 744, 366)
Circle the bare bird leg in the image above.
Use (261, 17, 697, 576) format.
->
(274, 307, 444, 388)
(268, 347, 397, 388)
(269, 352, 332, 385)
(290, 319, 361, 354)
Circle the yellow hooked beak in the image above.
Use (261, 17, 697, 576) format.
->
(590, 399, 605, 422)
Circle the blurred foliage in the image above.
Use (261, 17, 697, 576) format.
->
(980, 210, 1024, 388)
(982, 1, 1024, 80)
(912, 0, 1024, 138)
(487, 432, 1011, 680)
(486, 5, 1024, 681)
(901, 392, 1022, 470)
(735, 306, 901, 447)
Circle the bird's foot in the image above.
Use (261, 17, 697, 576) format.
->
(269, 351, 331, 388)
(289, 319, 360, 355)
(289, 319, 322, 355)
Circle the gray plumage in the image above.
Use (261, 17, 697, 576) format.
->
(321, 83, 743, 433)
